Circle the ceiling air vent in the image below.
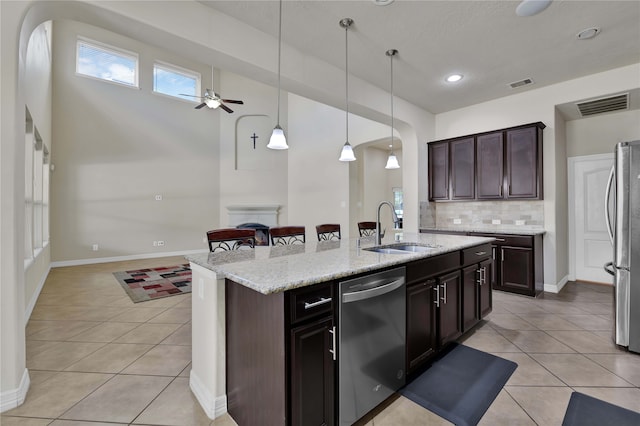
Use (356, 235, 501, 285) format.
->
(576, 94, 629, 117)
(509, 78, 534, 89)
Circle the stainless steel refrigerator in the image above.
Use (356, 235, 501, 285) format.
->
(605, 140, 640, 354)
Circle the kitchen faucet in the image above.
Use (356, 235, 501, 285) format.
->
(376, 201, 400, 245)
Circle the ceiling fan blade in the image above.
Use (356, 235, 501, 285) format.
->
(219, 103, 234, 113)
(221, 99, 244, 104)
(195, 103, 207, 109)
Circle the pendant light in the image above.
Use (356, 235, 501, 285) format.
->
(268, 0, 288, 149)
(385, 49, 400, 169)
(338, 18, 356, 162)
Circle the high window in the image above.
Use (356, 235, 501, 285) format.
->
(76, 38, 138, 87)
(153, 61, 201, 101)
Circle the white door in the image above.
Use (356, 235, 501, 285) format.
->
(569, 154, 614, 284)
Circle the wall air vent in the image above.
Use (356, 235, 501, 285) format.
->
(509, 78, 534, 89)
(576, 93, 629, 117)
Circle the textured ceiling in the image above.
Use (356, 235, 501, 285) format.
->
(200, 0, 640, 114)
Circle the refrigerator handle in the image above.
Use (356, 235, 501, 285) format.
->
(604, 261, 615, 276)
(604, 165, 615, 244)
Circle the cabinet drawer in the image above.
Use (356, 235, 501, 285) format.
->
(470, 233, 533, 248)
(406, 252, 460, 285)
(462, 244, 492, 266)
(289, 282, 333, 325)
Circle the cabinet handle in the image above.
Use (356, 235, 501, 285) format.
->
(329, 326, 336, 361)
(476, 269, 481, 285)
(480, 267, 486, 286)
(441, 283, 447, 304)
(304, 297, 331, 310)
(434, 285, 440, 308)
(492, 247, 496, 260)
(475, 251, 487, 256)
(501, 248, 505, 262)
(495, 238, 506, 242)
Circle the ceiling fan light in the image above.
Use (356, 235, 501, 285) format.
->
(268, 125, 289, 150)
(385, 152, 400, 169)
(339, 142, 356, 162)
(205, 98, 221, 109)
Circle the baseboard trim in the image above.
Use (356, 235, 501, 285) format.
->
(0, 369, 30, 413)
(25, 264, 51, 325)
(544, 275, 569, 294)
(50, 249, 207, 268)
(189, 369, 227, 420)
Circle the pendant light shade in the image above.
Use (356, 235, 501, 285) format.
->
(385, 49, 400, 170)
(385, 152, 400, 169)
(268, 0, 288, 150)
(338, 18, 356, 162)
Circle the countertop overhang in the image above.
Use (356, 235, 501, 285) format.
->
(186, 232, 494, 295)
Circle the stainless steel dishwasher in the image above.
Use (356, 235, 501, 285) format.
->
(338, 266, 406, 426)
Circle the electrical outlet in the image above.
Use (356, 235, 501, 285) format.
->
(155, 194, 162, 201)
(92, 244, 99, 251)
(516, 220, 525, 226)
(492, 219, 501, 225)
(157, 240, 165, 246)
(453, 218, 462, 225)
(153, 241, 158, 247)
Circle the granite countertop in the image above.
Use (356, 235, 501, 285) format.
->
(420, 227, 546, 236)
(186, 232, 494, 295)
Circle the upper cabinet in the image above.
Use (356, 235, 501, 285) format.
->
(428, 122, 545, 201)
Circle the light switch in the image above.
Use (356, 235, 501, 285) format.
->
(492, 219, 501, 225)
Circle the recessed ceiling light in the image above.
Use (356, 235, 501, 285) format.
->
(446, 74, 463, 83)
(372, 0, 395, 5)
(516, 0, 552, 17)
(577, 27, 601, 40)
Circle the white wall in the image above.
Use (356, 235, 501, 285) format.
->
(287, 93, 391, 240)
(51, 20, 219, 262)
(566, 109, 640, 157)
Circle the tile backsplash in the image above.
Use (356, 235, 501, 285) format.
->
(420, 200, 544, 231)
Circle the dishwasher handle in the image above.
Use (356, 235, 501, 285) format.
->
(342, 277, 405, 303)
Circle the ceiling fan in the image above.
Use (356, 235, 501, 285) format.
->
(180, 89, 244, 113)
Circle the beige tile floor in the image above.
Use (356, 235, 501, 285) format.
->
(3, 257, 640, 425)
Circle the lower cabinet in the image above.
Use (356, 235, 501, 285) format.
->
(462, 257, 493, 332)
(406, 279, 438, 371)
(437, 271, 462, 346)
(291, 317, 335, 426)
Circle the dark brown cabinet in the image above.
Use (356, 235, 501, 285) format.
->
(461, 244, 492, 332)
(427, 122, 544, 201)
(450, 137, 475, 200)
(476, 132, 504, 199)
(437, 270, 462, 346)
(291, 317, 334, 426)
(470, 233, 544, 297)
(428, 142, 449, 200)
(226, 280, 335, 426)
(406, 279, 438, 372)
(505, 125, 543, 199)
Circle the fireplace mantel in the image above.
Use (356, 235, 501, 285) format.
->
(226, 204, 280, 227)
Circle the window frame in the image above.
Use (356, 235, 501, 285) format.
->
(75, 37, 139, 88)
(152, 60, 202, 102)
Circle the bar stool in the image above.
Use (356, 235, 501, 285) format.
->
(316, 224, 341, 241)
(270, 226, 306, 245)
(206, 228, 256, 252)
(357, 221, 377, 237)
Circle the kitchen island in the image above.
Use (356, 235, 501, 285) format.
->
(186, 231, 494, 425)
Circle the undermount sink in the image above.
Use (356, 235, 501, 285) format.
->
(364, 243, 440, 254)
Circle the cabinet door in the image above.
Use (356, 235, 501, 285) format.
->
(505, 126, 540, 199)
(429, 142, 449, 200)
(476, 132, 504, 199)
(291, 317, 335, 426)
(438, 271, 462, 346)
(479, 258, 493, 318)
(450, 137, 475, 200)
(407, 280, 438, 373)
(500, 246, 534, 295)
(461, 265, 480, 332)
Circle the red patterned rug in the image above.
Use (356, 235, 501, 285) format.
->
(113, 264, 191, 303)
